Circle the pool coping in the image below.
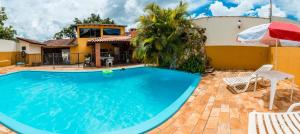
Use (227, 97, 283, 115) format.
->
(0, 66, 201, 134)
(106, 76, 201, 134)
(0, 64, 146, 76)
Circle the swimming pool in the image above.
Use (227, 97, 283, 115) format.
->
(0, 67, 200, 134)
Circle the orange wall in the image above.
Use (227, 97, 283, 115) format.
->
(206, 46, 300, 85)
(26, 54, 42, 66)
(269, 47, 300, 84)
(0, 52, 18, 67)
(206, 46, 270, 70)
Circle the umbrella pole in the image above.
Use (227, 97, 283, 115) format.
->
(275, 39, 278, 70)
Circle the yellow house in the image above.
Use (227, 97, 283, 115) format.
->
(16, 24, 134, 67)
(73, 24, 133, 67)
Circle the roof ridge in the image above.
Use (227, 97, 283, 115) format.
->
(16, 37, 46, 45)
(44, 38, 76, 42)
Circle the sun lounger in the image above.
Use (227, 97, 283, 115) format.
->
(248, 103, 300, 134)
(223, 64, 273, 93)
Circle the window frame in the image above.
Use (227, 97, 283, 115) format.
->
(21, 46, 26, 51)
(79, 28, 101, 38)
(103, 28, 121, 36)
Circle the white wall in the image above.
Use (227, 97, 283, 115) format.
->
(193, 16, 300, 46)
(18, 40, 41, 54)
(0, 39, 17, 52)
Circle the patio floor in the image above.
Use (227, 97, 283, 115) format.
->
(0, 67, 299, 134)
(148, 70, 300, 134)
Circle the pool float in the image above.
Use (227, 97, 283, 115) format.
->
(102, 69, 113, 74)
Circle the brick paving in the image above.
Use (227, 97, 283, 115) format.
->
(0, 67, 299, 134)
(148, 70, 300, 134)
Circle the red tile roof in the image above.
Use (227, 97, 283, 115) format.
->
(17, 37, 46, 46)
(43, 39, 77, 47)
(88, 36, 131, 44)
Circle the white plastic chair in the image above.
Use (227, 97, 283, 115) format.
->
(106, 58, 113, 67)
(248, 103, 300, 134)
(223, 64, 273, 93)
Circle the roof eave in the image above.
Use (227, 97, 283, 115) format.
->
(76, 24, 127, 27)
(42, 45, 77, 48)
(17, 37, 46, 46)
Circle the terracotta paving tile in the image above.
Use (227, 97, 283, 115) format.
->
(192, 119, 207, 134)
(210, 108, 220, 117)
(185, 112, 201, 127)
(230, 118, 241, 129)
(0, 125, 11, 134)
(203, 128, 217, 134)
(173, 114, 190, 128)
(158, 125, 177, 134)
(214, 97, 222, 103)
(206, 117, 219, 128)
(221, 104, 230, 113)
(230, 128, 244, 134)
(217, 123, 230, 134)
(230, 108, 239, 119)
(218, 112, 230, 124)
(174, 126, 194, 134)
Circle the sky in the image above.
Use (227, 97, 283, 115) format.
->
(0, 0, 299, 41)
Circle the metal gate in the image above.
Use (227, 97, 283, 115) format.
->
(43, 53, 71, 65)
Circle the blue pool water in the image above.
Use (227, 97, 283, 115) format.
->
(0, 67, 200, 134)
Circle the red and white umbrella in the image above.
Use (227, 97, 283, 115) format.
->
(237, 21, 300, 68)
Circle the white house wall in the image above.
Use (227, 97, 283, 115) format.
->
(0, 39, 17, 52)
(193, 16, 300, 46)
(18, 40, 41, 54)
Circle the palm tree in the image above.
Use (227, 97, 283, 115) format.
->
(133, 1, 206, 70)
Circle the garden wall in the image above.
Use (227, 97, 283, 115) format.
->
(206, 46, 300, 84)
(206, 46, 270, 70)
(0, 40, 18, 67)
(269, 47, 300, 84)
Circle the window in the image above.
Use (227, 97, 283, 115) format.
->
(103, 28, 121, 35)
(100, 49, 109, 57)
(79, 28, 101, 38)
(22, 46, 26, 51)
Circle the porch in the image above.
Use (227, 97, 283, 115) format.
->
(88, 36, 134, 68)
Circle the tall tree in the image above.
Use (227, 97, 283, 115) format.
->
(132, 2, 207, 72)
(0, 7, 16, 40)
(54, 14, 115, 39)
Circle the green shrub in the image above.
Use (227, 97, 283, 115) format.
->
(179, 55, 205, 73)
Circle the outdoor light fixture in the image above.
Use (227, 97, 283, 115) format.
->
(237, 20, 242, 29)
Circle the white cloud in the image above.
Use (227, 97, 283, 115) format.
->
(1, 0, 299, 41)
(229, 0, 268, 5)
(216, 0, 297, 19)
(1, 0, 207, 41)
(274, 0, 300, 20)
(191, 13, 207, 19)
(255, 4, 286, 18)
(209, 1, 287, 19)
(186, 0, 209, 11)
(209, 1, 254, 16)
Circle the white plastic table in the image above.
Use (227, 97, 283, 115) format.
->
(257, 70, 295, 110)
